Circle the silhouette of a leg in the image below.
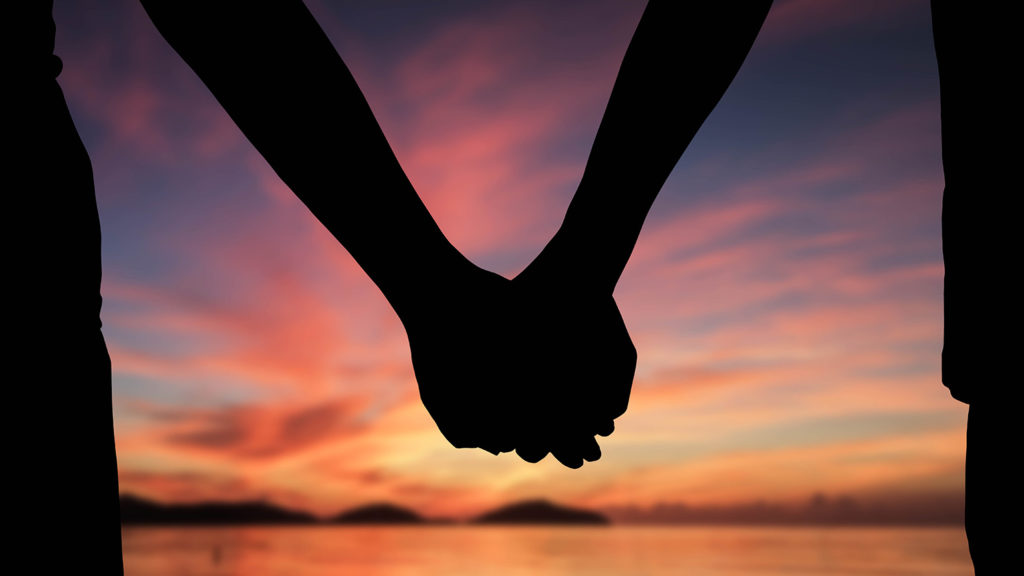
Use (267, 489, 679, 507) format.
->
(9, 2, 123, 573)
(965, 405, 1012, 574)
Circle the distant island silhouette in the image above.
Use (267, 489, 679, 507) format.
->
(605, 492, 965, 526)
(473, 500, 610, 525)
(119, 494, 317, 525)
(119, 495, 609, 526)
(330, 503, 426, 525)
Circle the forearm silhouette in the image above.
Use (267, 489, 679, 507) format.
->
(521, 1, 773, 293)
(138, 0, 613, 466)
(511, 1, 773, 464)
(138, 0, 468, 324)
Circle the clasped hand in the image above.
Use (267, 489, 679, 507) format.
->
(403, 261, 635, 468)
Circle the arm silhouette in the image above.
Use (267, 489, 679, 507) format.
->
(520, 0, 774, 293)
(139, 0, 520, 451)
(139, 0, 469, 324)
(138, 0, 617, 466)
(508, 0, 774, 463)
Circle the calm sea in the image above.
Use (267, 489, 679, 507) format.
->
(123, 526, 972, 575)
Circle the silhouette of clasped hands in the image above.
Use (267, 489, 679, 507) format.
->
(406, 262, 634, 466)
(141, 0, 771, 467)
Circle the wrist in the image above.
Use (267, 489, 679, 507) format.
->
(518, 222, 620, 296)
(387, 246, 477, 328)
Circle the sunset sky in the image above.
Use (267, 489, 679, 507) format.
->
(53, 0, 963, 519)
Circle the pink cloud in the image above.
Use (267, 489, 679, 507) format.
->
(57, 3, 245, 167)
(343, 3, 640, 269)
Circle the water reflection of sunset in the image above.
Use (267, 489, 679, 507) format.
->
(122, 527, 973, 575)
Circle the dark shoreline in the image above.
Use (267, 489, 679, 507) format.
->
(119, 494, 963, 527)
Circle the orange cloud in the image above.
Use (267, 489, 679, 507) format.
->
(576, 426, 965, 509)
(153, 398, 372, 461)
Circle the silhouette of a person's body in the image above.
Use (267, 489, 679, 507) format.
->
(11, 2, 124, 574)
(16, 0, 1003, 573)
(931, 1, 1012, 571)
